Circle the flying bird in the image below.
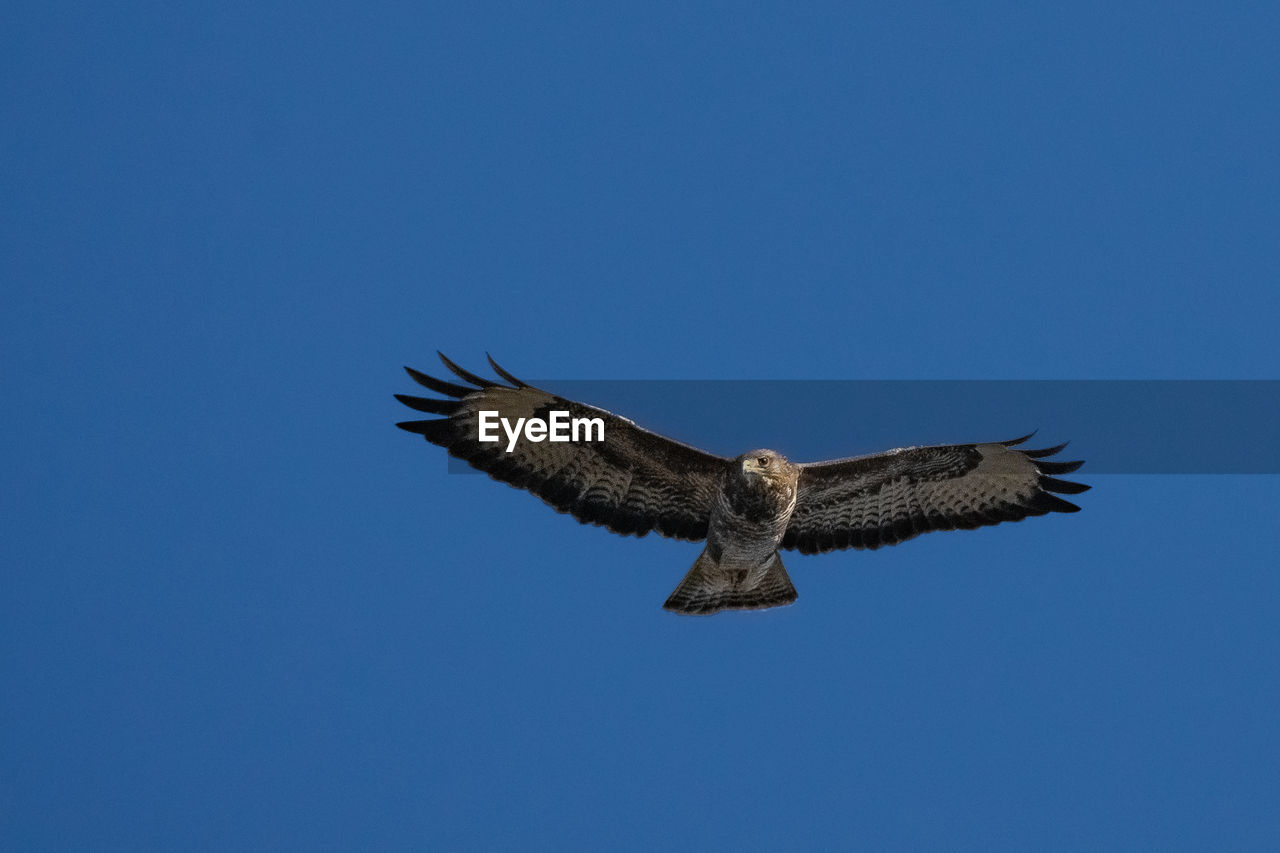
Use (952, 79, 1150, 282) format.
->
(396, 354, 1089, 615)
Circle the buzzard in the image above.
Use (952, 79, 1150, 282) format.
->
(396, 354, 1088, 615)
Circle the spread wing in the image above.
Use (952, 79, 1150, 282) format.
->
(395, 353, 727, 541)
(782, 434, 1088, 554)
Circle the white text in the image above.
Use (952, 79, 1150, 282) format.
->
(477, 410, 605, 452)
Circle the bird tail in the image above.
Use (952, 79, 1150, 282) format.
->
(663, 548, 797, 615)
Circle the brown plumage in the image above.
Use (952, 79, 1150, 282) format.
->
(396, 354, 1088, 615)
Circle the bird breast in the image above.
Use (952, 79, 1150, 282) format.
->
(716, 471, 798, 538)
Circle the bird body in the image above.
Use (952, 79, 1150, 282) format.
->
(666, 452, 801, 613)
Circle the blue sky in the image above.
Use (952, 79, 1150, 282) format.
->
(4, 2, 1279, 850)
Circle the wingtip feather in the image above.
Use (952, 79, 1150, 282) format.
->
(1030, 491, 1083, 513)
(1034, 458, 1085, 474)
(394, 393, 462, 415)
(437, 352, 497, 388)
(1002, 430, 1038, 447)
(486, 352, 527, 388)
(395, 418, 455, 443)
(395, 419, 432, 433)
(404, 365, 473, 398)
(1022, 441, 1069, 459)
(1039, 475, 1091, 495)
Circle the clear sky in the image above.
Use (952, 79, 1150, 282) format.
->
(5, 2, 1280, 850)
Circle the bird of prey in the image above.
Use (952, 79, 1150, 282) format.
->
(396, 354, 1088, 615)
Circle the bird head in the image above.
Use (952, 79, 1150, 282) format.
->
(739, 450, 790, 481)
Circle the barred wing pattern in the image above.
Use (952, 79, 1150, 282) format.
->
(395, 353, 727, 541)
(782, 435, 1088, 555)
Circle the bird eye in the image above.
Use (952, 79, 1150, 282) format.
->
(757, 456, 770, 466)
